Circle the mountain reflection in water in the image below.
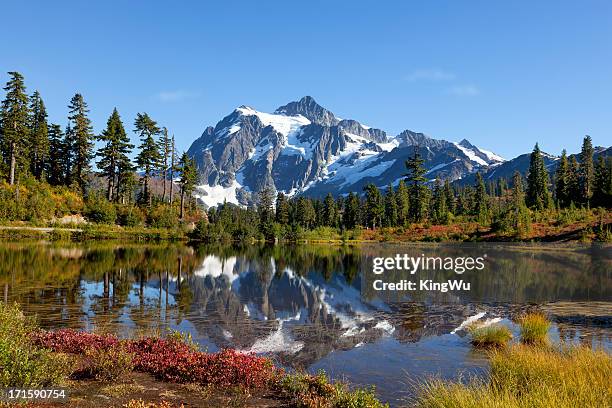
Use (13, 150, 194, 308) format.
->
(0, 242, 609, 406)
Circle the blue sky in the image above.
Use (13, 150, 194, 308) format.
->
(1, 1, 611, 159)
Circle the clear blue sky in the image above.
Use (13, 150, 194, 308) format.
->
(1, 1, 610, 159)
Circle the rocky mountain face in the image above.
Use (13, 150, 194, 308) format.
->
(186, 96, 506, 206)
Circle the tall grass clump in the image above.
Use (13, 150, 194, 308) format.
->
(415, 344, 611, 408)
(519, 312, 550, 344)
(468, 324, 513, 348)
(0, 302, 68, 387)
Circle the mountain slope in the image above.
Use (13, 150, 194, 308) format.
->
(187, 96, 505, 206)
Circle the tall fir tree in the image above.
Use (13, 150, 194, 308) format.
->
(384, 184, 398, 227)
(405, 147, 429, 222)
(511, 171, 531, 236)
(474, 172, 489, 224)
(169, 134, 178, 204)
(134, 113, 161, 206)
(555, 150, 570, 207)
(323, 193, 337, 227)
(67, 93, 94, 192)
(47, 124, 65, 186)
(567, 156, 580, 205)
(431, 178, 449, 224)
(275, 192, 290, 224)
(526, 143, 551, 211)
(395, 179, 410, 226)
(579, 135, 595, 206)
(257, 186, 275, 225)
(97, 108, 134, 201)
(364, 183, 384, 228)
(0, 72, 30, 184)
(593, 156, 611, 208)
(343, 192, 360, 229)
(159, 127, 171, 202)
(28, 91, 49, 180)
(443, 179, 455, 214)
(178, 152, 197, 219)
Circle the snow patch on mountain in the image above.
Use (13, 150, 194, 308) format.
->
(453, 142, 489, 166)
(194, 180, 242, 207)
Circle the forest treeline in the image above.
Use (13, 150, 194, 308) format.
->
(196, 137, 611, 242)
(0, 71, 199, 227)
(0, 71, 610, 241)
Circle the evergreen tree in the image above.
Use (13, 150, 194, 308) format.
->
(296, 197, 316, 229)
(343, 192, 360, 229)
(323, 193, 337, 227)
(28, 91, 49, 180)
(474, 172, 489, 224)
(555, 150, 570, 207)
(169, 134, 178, 204)
(593, 156, 611, 208)
(567, 156, 580, 205)
(405, 147, 429, 222)
(178, 152, 197, 219)
(511, 171, 531, 236)
(443, 179, 455, 214)
(364, 183, 384, 228)
(384, 184, 398, 227)
(134, 113, 161, 206)
(579, 135, 595, 206)
(431, 178, 449, 224)
(0, 72, 30, 184)
(67, 93, 94, 192)
(396, 179, 410, 226)
(47, 124, 65, 186)
(257, 186, 275, 225)
(526, 143, 551, 211)
(61, 124, 73, 185)
(159, 127, 171, 202)
(97, 108, 133, 201)
(275, 192, 290, 224)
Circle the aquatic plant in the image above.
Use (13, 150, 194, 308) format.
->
(468, 323, 513, 348)
(518, 312, 551, 344)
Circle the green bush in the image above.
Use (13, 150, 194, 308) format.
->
(81, 346, 134, 382)
(0, 302, 68, 387)
(148, 205, 179, 229)
(85, 194, 117, 224)
(117, 205, 146, 227)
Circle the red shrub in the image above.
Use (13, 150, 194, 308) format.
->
(30, 329, 276, 389)
(30, 329, 119, 353)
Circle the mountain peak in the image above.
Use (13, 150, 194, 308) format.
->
(275, 96, 339, 126)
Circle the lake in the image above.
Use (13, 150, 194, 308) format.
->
(0, 241, 610, 406)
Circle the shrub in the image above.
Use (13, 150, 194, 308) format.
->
(85, 194, 117, 224)
(519, 313, 550, 345)
(468, 324, 513, 348)
(148, 205, 179, 229)
(0, 303, 69, 387)
(78, 346, 134, 382)
(30, 329, 120, 353)
(117, 205, 146, 227)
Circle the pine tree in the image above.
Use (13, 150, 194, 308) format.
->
(296, 197, 316, 229)
(511, 171, 530, 236)
(474, 172, 489, 224)
(28, 91, 49, 180)
(395, 179, 410, 226)
(364, 184, 384, 229)
(0, 72, 30, 184)
(134, 113, 161, 206)
(159, 127, 171, 202)
(47, 124, 65, 186)
(384, 184, 398, 227)
(257, 186, 275, 225)
(275, 192, 290, 224)
(443, 179, 455, 214)
(97, 108, 134, 201)
(405, 147, 429, 222)
(323, 193, 337, 227)
(567, 156, 580, 205)
(67, 93, 94, 192)
(178, 152, 197, 219)
(555, 150, 570, 207)
(593, 156, 611, 208)
(431, 178, 449, 224)
(526, 143, 551, 211)
(169, 135, 178, 204)
(579, 135, 595, 206)
(343, 192, 360, 229)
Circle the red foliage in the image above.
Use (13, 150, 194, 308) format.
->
(30, 329, 119, 353)
(30, 329, 275, 389)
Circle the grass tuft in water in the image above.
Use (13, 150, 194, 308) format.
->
(468, 324, 513, 348)
(519, 312, 551, 345)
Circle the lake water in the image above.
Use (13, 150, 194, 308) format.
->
(0, 241, 610, 406)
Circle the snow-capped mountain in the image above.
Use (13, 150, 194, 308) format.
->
(187, 96, 505, 207)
